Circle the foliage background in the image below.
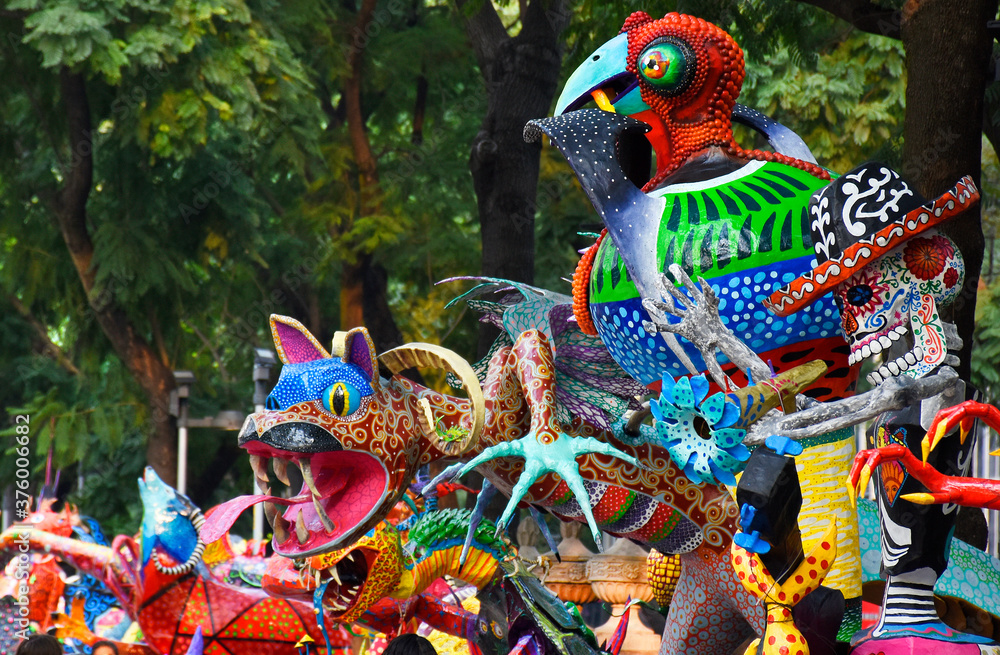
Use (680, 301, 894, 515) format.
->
(0, 0, 996, 536)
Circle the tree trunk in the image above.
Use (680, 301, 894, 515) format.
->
(463, 0, 569, 355)
(900, 0, 998, 380)
(54, 70, 178, 485)
(335, 0, 407, 355)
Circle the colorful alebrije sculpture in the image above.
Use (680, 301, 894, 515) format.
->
(0, 499, 72, 632)
(260, 507, 511, 640)
(1, 467, 352, 654)
(538, 12, 853, 403)
(765, 161, 986, 655)
(202, 9, 1000, 655)
(646, 549, 682, 608)
(526, 15, 876, 629)
(208, 298, 833, 655)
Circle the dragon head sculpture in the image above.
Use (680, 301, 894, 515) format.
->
(261, 520, 404, 624)
(202, 315, 484, 558)
(23, 498, 77, 538)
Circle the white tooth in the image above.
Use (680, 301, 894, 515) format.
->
(895, 325, 908, 335)
(312, 494, 336, 532)
(848, 352, 857, 366)
(273, 459, 292, 486)
(913, 346, 923, 360)
(868, 371, 882, 386)
(887, 361, 900, 376)
(330, 565, 342, 586)
(250, 455, 270, 487)
(861, 344, 872, 359)
(295, 509, 309, 545)
(870, 339, 883, 355)
(879, 336, 893, 350)
(888, 330, 901, 342)
(273, 514, 291, 544)
(298, 459, 321, 497)
(896, 356, 911, 371)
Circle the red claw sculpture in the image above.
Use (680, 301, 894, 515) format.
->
(922, 400, 1000, 461)
(850, 444, 1000, 510)
(849, 400, 1000, 510)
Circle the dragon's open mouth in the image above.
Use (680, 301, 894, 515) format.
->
(262, 544, 375, 620)
(309, 548, 370, 616)
(202, 439, 388, 557)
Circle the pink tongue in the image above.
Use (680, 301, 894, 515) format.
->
(201, 493, 307, 543)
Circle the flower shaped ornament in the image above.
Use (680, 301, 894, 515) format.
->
(651, 374, 749, 485)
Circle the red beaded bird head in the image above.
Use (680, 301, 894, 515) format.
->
(623, 11, 826, 189)
(555, 11, 828, 192)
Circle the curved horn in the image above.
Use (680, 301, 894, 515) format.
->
(379, 343, 485, 456)
(154, 508, 207, 576)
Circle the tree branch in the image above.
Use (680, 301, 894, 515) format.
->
(795, 0, 901, 39)
(456, 0, 509, 73)
(55, 69, 96, 291)
(343, 0, 380, 186)
(8, 295, 81, 376)
(53, 68, 178, 484)
(189, 324, 231, 384)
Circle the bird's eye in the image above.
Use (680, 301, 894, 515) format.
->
(322, 381, 362, 417)
(637, 38, 694, 96)
(845, 285, 874, 307)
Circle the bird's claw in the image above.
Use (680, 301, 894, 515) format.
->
(450, 432, 641, 551)
(847, 444, 952, 507)
(922, 400, 1000, 462)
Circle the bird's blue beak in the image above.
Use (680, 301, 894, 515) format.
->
(554, 32, 648, 116)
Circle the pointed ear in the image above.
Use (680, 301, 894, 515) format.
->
(270, 315, 331, 364)
(331, 327, 380, 390)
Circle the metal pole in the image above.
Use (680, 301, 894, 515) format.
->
(1, 485, 11, 531)
(252, 401, 265, 542)
(172, 371, 195, 496)
(252, 349, 276, 542)
(177, 397, 189, 495)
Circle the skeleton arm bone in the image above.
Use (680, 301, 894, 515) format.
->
(743, 366, 960, 445)
(642, 264, 772, 389)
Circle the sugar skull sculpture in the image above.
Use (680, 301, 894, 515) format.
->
(834, 229, 964, 386)
(767, 163, 987, 654)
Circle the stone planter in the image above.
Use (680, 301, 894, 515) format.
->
(586, 538, 660, 655)
(543, 521, 596, 604)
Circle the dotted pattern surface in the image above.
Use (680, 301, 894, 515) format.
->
(593, 266, 842, 387)
(660, 546, 761, 655)
(795, 430, 862, 598)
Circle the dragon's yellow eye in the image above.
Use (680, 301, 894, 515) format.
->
(322, 381, 361, 416)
